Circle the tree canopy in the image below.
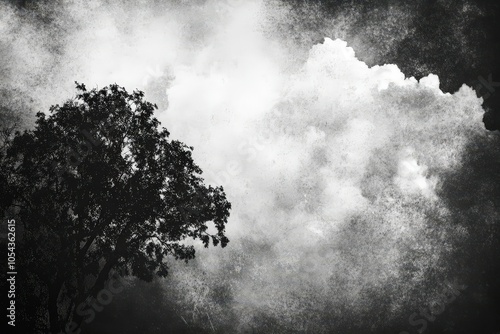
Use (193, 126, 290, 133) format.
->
(0, 83, 231, 333)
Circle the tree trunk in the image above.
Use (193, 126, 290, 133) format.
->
(48, 280, 64, 334)
(71, 256, 118, 331)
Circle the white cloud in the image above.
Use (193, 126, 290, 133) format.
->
(0, 0, 487, 331)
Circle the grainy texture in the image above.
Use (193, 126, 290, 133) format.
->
(1, 0, 499, 333)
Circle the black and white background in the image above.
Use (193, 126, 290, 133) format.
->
(1, 0, 500, 333)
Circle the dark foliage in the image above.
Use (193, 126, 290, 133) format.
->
(0, 83, 231, 333)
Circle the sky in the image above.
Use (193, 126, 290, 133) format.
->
(1, 0, 500, 333)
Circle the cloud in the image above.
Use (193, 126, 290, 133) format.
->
(0, 0, 489, 332)
(161, 31, 485, 332)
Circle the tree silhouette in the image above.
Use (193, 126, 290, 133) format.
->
(0, 83, 231, 333)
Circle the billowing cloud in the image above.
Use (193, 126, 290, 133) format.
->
(0, 0, 492, 332)
(161, 33, 484, 331)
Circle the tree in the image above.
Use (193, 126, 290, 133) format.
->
(0, 83, 231, 333)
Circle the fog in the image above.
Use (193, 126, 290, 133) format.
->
(1, 0, 498, 332)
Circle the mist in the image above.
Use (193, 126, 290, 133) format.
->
(1, 0, 499, 333)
